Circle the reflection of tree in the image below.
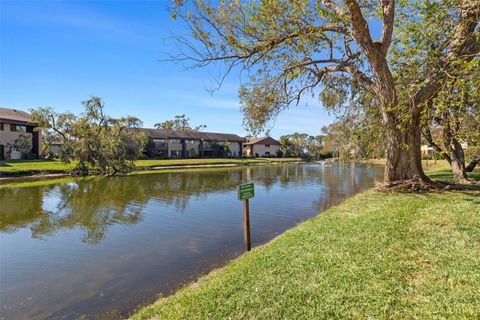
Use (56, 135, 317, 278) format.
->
(0, 187, 47, 232)
(0, 164, 383, 245)
(0, 170, 244, 244)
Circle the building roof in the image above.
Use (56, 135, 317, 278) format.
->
(140, 128, 245, 142)
(244, 136, 280, 145)
(0, 107, 34, 124)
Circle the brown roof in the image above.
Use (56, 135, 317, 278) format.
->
(0, 107, 34, 124)
(140, 128, 245, 142)
(244, 136, 280, 145)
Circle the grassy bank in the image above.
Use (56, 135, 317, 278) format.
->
(133, 190, 480, 319)
(132, 164, 480, 319)
(0, 158, 302, 176)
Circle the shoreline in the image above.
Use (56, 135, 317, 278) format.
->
(0, 159, 304, 187)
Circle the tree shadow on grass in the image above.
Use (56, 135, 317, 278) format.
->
(429, 169, 480, 182)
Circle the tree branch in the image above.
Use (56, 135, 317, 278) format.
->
(378, 0, 394, 55)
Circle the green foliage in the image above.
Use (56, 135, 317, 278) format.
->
(421, 59, 480, 174)
(465, 146, 480, 163)
(5, 135, 33, 160)
(279, 133, 325, 159)
(154, 114, 206, 131)
(169, 0, 479, 182)
(31, 97, 147, 175)
(31, 107, 76, 159)
(322, 109, 385, 160)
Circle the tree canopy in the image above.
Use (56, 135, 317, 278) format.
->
(154, 114, 207, 131)
(31, 97, 147, 175)
(169, 0, 480, 185)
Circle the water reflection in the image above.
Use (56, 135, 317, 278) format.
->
(0, 163, 383, 319)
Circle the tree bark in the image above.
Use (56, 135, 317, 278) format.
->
(442, 118, 468, 181)
(450, 139, 468, 181)
(384, 111, 427, 183)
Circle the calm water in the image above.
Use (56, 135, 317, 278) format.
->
(0, 163, 383, 319)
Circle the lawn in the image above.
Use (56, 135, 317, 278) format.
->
(423, 160, 480, 181)
(0, 159, 76, 173)
(132, 163, 480, 320)
(0, 158, 302, 175)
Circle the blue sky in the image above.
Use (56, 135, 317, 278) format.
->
(0, 0, 334, 137)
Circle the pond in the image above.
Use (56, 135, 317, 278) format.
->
(0, 162, 383, 320)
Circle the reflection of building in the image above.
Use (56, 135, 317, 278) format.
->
(141, 129, 245, 159)
(0, 108, 41, 160)
(243, 136, 280, 157)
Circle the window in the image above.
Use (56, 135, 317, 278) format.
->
(265, 144, 270, 148)
(170, 150, 181, 158)
(170, 139, 181, 144)
(0, 123, 3, 130)
(186, 140, 195, 144)
(265, 151, 271, 156)
(10, 124, 27, 132)
(152, 138, 167, 150)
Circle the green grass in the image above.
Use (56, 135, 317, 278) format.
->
(0, 158, 301, 175)
(0, 159, 76, 173)
(132, 189, 480, 320)
(423, 160, 480, 181)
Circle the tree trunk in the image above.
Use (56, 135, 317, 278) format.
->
(449, 139, 468, 181)
(466, 153, 480, 172)
(442, 120, 468, 182)
(384, 112, 427, 183)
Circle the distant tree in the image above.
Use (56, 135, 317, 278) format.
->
(31, 107, 77, 160)
(154, 114, 207, 131)
(218, 143, 231, 158)
(279, 133, 325, 160)
(279, 133, 308, 158)
(5, 135, 32, 159)
(321, 122, 351, 159)
(321, 111, 385, 160)
(306, 135, 325, 160)
(31, 97, 147, 175)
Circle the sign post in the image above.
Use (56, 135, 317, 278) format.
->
(237, 183, 254, 251)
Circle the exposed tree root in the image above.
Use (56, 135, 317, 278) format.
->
(377, 175, 480, 192)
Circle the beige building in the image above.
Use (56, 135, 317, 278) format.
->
(141, 129, 245, 159)
(0, 108, 41, 160)
(243, 136, 281, 157)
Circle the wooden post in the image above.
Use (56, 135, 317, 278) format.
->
(243, 199, 251, 251)
(238, 182, 254, 252)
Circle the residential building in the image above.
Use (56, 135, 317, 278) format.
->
(0, 107, 41, 160)
(421, 142, 469, 158)
(141, 129, 245, 159)
(243, 136, 281, 157)
(421, 144, 435, 157)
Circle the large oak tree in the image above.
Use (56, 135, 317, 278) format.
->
(170, 0, 479, 184)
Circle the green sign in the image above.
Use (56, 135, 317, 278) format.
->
(238, 183, 254, 200)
